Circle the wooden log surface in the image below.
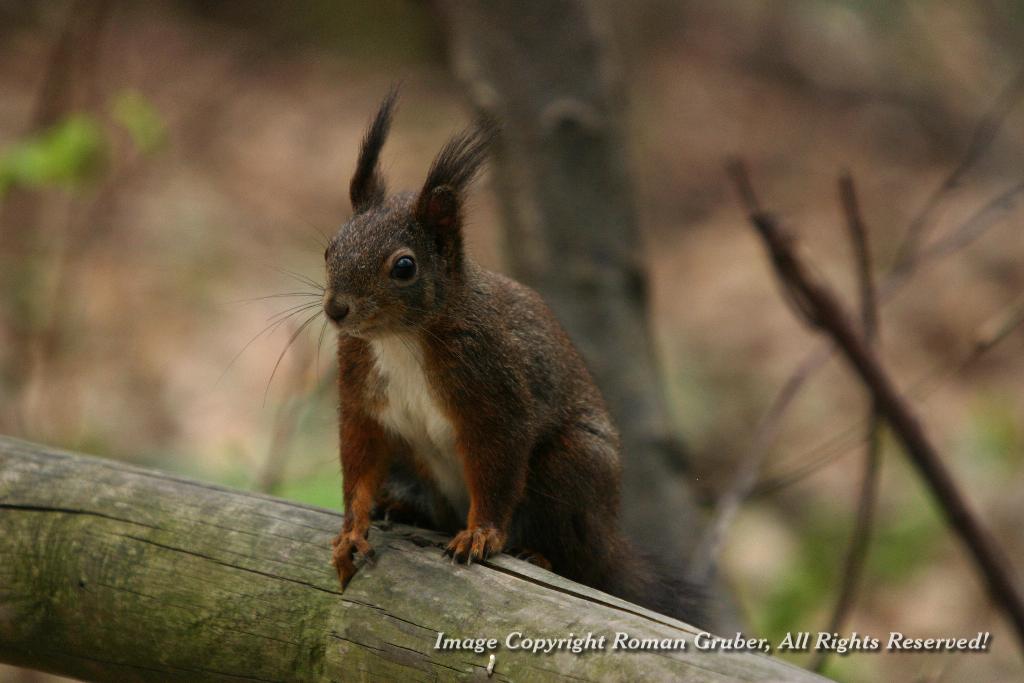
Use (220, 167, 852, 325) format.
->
(0, 436, 830, 682)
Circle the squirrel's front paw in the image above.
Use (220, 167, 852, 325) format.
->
(331, 529, 375, 590)
(444, 526, 506, 565)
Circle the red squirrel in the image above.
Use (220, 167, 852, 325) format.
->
(325, 91, 702, 624)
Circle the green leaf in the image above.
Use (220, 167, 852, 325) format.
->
(0, 115, 107, 194)
(110, 90, 166, 154)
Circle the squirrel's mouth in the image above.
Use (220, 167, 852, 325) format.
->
(330, 312, 387, 339)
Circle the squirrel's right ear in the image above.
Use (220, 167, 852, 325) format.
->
(349, 89, 398, 213)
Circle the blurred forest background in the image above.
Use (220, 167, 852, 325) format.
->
(2, 1, 1024, 681)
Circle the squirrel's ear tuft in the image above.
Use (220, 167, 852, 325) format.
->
(350, 88, 398, 213)
(416, 116, 498, 231)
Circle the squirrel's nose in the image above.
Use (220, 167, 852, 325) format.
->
(324, 295, 351, 323)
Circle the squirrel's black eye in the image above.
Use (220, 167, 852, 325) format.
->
(391, 255, 416, 281)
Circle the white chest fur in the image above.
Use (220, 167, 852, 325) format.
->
(369, 336, 467, 510)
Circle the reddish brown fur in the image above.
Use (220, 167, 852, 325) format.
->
(325, 94, 702, 624)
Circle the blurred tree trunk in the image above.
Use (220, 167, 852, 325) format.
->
(438, 1, 703, 575)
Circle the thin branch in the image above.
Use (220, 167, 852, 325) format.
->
(916, 180, 1024, 263)
(687, 346, 825, 584)
(697, 75, 1024, 569)
(971, 291, 1024, 357)
(810, 173, 882, 673)
(752, 296, 1024, 496)
(840, 174, 878, 341)
(731, 161, 1024, 653)
(890, 68, 1024, 273)
(739, 174, 1022, 497)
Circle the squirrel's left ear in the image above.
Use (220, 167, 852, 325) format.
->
(416, 118, 497, 236)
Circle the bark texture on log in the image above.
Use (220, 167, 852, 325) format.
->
(438, 0, 703, 574)
(0, 436, 827, 682)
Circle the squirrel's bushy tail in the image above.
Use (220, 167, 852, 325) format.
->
(602, 541, 707, 629)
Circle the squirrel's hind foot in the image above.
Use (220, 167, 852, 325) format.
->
(509, 547, 553, 571)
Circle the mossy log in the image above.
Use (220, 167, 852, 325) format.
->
(0, 436, 828, 682)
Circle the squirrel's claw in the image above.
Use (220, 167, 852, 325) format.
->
(444, 526, 506, 565)
(331, 529, 375, 591)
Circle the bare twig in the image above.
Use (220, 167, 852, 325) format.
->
(737, 174, 1022, 498)
(731, 160, 1024, 652)
(916, 180, 1024, 264)
(687, 347, 825, 584)
(890, 68, 1024, 274)
(839, 175, 878, 340)
(752, 296, 1024, 496)
(971, 292, 1024, 357)
(810, 173, 882, 673)
(698, 73, 1024, 564)
(754, 287, 1024, 496)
